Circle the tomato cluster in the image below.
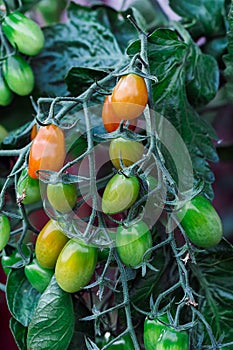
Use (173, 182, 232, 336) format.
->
(0, 11, 44, 106)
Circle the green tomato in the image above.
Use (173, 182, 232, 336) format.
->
(176, 195, 223, 249)
(109, 137, 144, 169)
(55, 238, 97, 293)
(3, 54, 35, 96)
(35, 219, 69, 269)
(0, 124, 8, 143)
(0, 74, 13, 107)
(116, 221, 152, 267)
(47, 182, 77, 213)
(16, 169, 41, 204)
(36, 0, 67, 25)
(0, 214, 11, 251)
(1, 250, 22, 275)
(102, 174, 140, 214)
(2, 11, 44, 56)
(106, 334, 134, 349)
(144, 315, 189, 350)
(24, 258, 54, 293)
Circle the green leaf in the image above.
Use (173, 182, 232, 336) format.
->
(6, 269, 41, 327)
(191, 240, 233, 347)
(128, 28, 219, 198)
(10, 318, 27, 350)
(169, 0, 227, 38)
(32, 3, 131, 97)
(27, 276, 75, 350)
(223, 1, 233, 100)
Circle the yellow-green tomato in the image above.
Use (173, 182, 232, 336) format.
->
(2, 11, 44, 56)
(176, 195, 223, 249)
(16, 169, 41, 204)
(47, 182, 77, 213)
(0, 74, 13, 107)
(55, 239, 97, 293)
(35, 219, 69, 269)
(24, 258, 54, 293)
(0, 214, 11, 251)
(102, 174, 140, 214)
(109, 137, 144, 169)
(116, 221, 152, 267)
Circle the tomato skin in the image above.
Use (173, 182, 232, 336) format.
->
(55, 238, 97, 293)
(116, 221, 152, 267)
(24, 258, 54, 293)
(35, 219, 69, 269)
(106, 334, 134, 349)
(102, 95, 137, 132)
(0, 74, 13, 106)
(28, 124, 66, 179)
(109, 137, 144, 169)
(144, 315, 189, 350)
(47, 182, 77, 213)
(1, 251, 22, 275)
(111, 74, 148, 120)
(176, 195, 223, 249)
(0, 214, 11, 251)
(2, 54, 34, 96)
(16, 169, 41, 204)
(0, 124, 8, 143)
(102, 174, 140, 214)
(2, 11, 44, 56)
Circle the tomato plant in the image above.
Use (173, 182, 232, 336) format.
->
(35, 219, 69, 269)
(55, 238, 97, 293)
(102, 173, 140, 214)
(116, 221, 152, 267)
(24, 258, 54, 293)
(144, 315, 189, 350)
(109, 137, 144, 169)
(0, 214, 10, 251)
(0, 73, 13, 107)
(111, 74, 148, 120)
(2, 54, 34, 96)
(2, 11, 44, 56)
(47, 181, 77, 213)
(105, 334, 134, 349)
(28, 124, 66, 179)
(16, 168, 41, 204)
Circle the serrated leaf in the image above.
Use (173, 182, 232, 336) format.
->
(27, 276, 75, 350)
(169, 0, 226, 38)
(223, 1, 233, 100)
(32, 3, 130, 97)
(6, 269, 41, 327)
(191, 240, 233, 347)
(10, 318, 27, 350)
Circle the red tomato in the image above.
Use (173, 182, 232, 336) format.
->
(102, 95, 137, 132)
(28, 124, 66, 179)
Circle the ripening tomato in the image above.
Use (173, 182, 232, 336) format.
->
(2, 54, 34, 96)
(28, 124, 66, 179)
(0, 74, 13, 106)
(116, 221, 152, 267)
(109, 137, 144, 169)
(144, 314, 189, 350)
(102, 95, 137, 132)
(111, 74, 148, 120)
(2, 11, 44, 56)
(24, 258, 54, 293)
(30, 124, 37, 140)
(47, 182, 77, 213)
(55, 238, 97, 293)
(0, 214, 11, 251)
(102, 174, 140, 214)
(16, 169, 41, 204)
(35, 219, 69, 269)
(176, 195, 223, 249)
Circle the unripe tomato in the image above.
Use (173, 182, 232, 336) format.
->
(144, 315, 189, 350)
(55, 238, 97, 293)
(16, 169, 41, 204)
(2, 54, 34, 96)
(0, 124, 8, 143)
(111, 74, 148, 120)
(102, 95, 137, 132)
(176, 195, 223, 249)
(116, 221, 152, 267)
(109, 137, 144, 169)
(47, 182, 77, 213)
(0, 74, 13, 106)
(24, 258, 54, 293)
(28, 124, 66, 179)
(0, 214, 11, 251)
(102, 174, 140, 214)
(105, 334, 134, 349)
(1, 250, 22, 275)
(2, 11, 44, 56)
(35, 219, 69, 269)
